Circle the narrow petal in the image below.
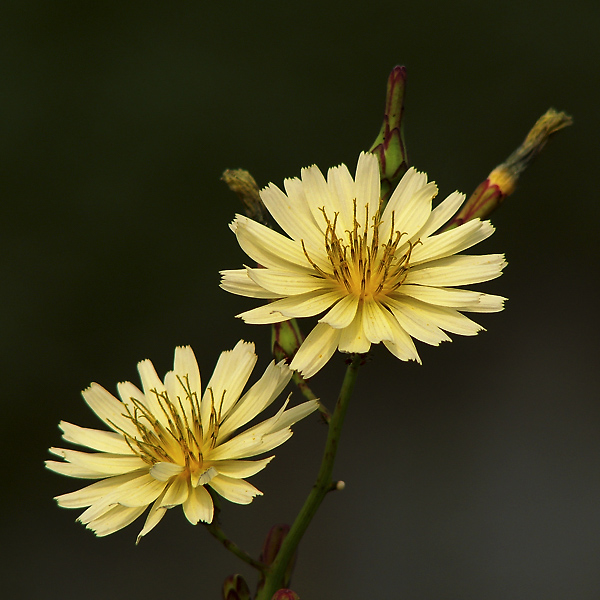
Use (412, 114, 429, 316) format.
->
(202, 340, 257, 427)
(46, 459, 116, 480)
(338, 305, 371, 354)
(319, 294, 359, 329)
(385, 297, 452, 346)
(183, 485, 214, 524)
(161, 476, 189, 508)
(81, 383, 138, 438)
(282, 176, 326, 249)
(397, 285, 506, 313)
(220, 268, 285, 299)
(362, 300, 395, 344)
(209, 475, 262, 505)
(109, 472, 167, 507)
(405, 254, 507, 287)
(260, 180, 318, 243)
(290, 323, 341, 378)
(219, 360, 292, 438)
(354, 152, 381, 230)
(59, 421, 131, 454)
(240, 289, 342, 324)
(418, 191, 465, 238)
(136, 491, 168, 543)
(300, 163, 337, 233)
(327, 163, 355, 232)
(247, 267, 325, 296)
(214, 457, 274, 479)
(382, 168, 429, 226)
(411, 219, 495, 265)
(233, 214, 314, 271)
(150, 462, 184, 482)
(88, 505, 147, 537)
(49, 448, 147, 476)
(397, 296, 485, 336)
(54, 471, 146, 508)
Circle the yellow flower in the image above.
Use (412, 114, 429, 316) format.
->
(221, 153, 506, 377)
(46, 342, 317, 542)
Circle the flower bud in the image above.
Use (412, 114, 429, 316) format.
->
(222, 574, 251, 600)
(256, 524, 297, 593)
(444, 108, 572, 230)
(369, 65, 409, 204)
(271, 589, 300, 600)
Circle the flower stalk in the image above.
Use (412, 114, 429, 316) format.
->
(255, 355, 362, 600)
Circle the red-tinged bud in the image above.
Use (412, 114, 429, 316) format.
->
(444, 108, 572, 230)
(260, 524, 292, 567)
(222, 574, 251, 600)
(272, 320, 304, 363)
(369, 65, 409, 205)
(271, 589, 300, 600)
(257, 525, 297, 594)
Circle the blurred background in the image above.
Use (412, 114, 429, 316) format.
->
(2, 1, 599, 598)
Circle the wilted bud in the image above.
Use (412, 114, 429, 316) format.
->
(222, 574, 252, 600)
(444, 108, 572, 229)
(222, 168, 271, 226)
(271, 589, 300, 600)
(369, 65, 409, 205)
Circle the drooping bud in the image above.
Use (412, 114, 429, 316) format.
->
(443, 108, 572, 230)
(271, 590, 300, 600)
(222, 574, 252, 600)
(368, 65, 409, 205)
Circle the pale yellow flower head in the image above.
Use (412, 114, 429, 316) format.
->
(221, 152, 506, 377)
(46, 342, 317, 542)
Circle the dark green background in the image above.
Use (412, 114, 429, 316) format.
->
(3, 1, 599, 598)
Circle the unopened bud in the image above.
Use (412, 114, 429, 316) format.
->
(271, 589, 300, 600)
(221, 169, 271, 226)
(369, 65, 409, 205)
(272, 319, 304, 363)
(257, 524, 297, 593)
(444, 108, 572, 230)
(222, 574, 251, 600)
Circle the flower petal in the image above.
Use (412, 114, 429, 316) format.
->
(220, 268, 285, 299)
(338, 305, 371, 354)
(209, 475, 262, 505)
(247, 267, 325, 296)
(214, 457, 274, 479)
(81, 383, 138, 438)
(58, 421, 131, 454)
(406, 254, 507, 287)
(290, 322, 341, 378)
(183, 485, 214, 524)
(88, 505, 147, 538)
(319, 294, 359, 329)
(411, 219, 495, 265)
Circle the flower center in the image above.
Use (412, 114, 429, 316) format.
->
(116, 378, 222, 479)
(303, 200, 417, 301)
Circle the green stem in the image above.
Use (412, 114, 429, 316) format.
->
(291, 371, 331, 422)
(256, 355, 362, 600)
(205, 520, 266, 573)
